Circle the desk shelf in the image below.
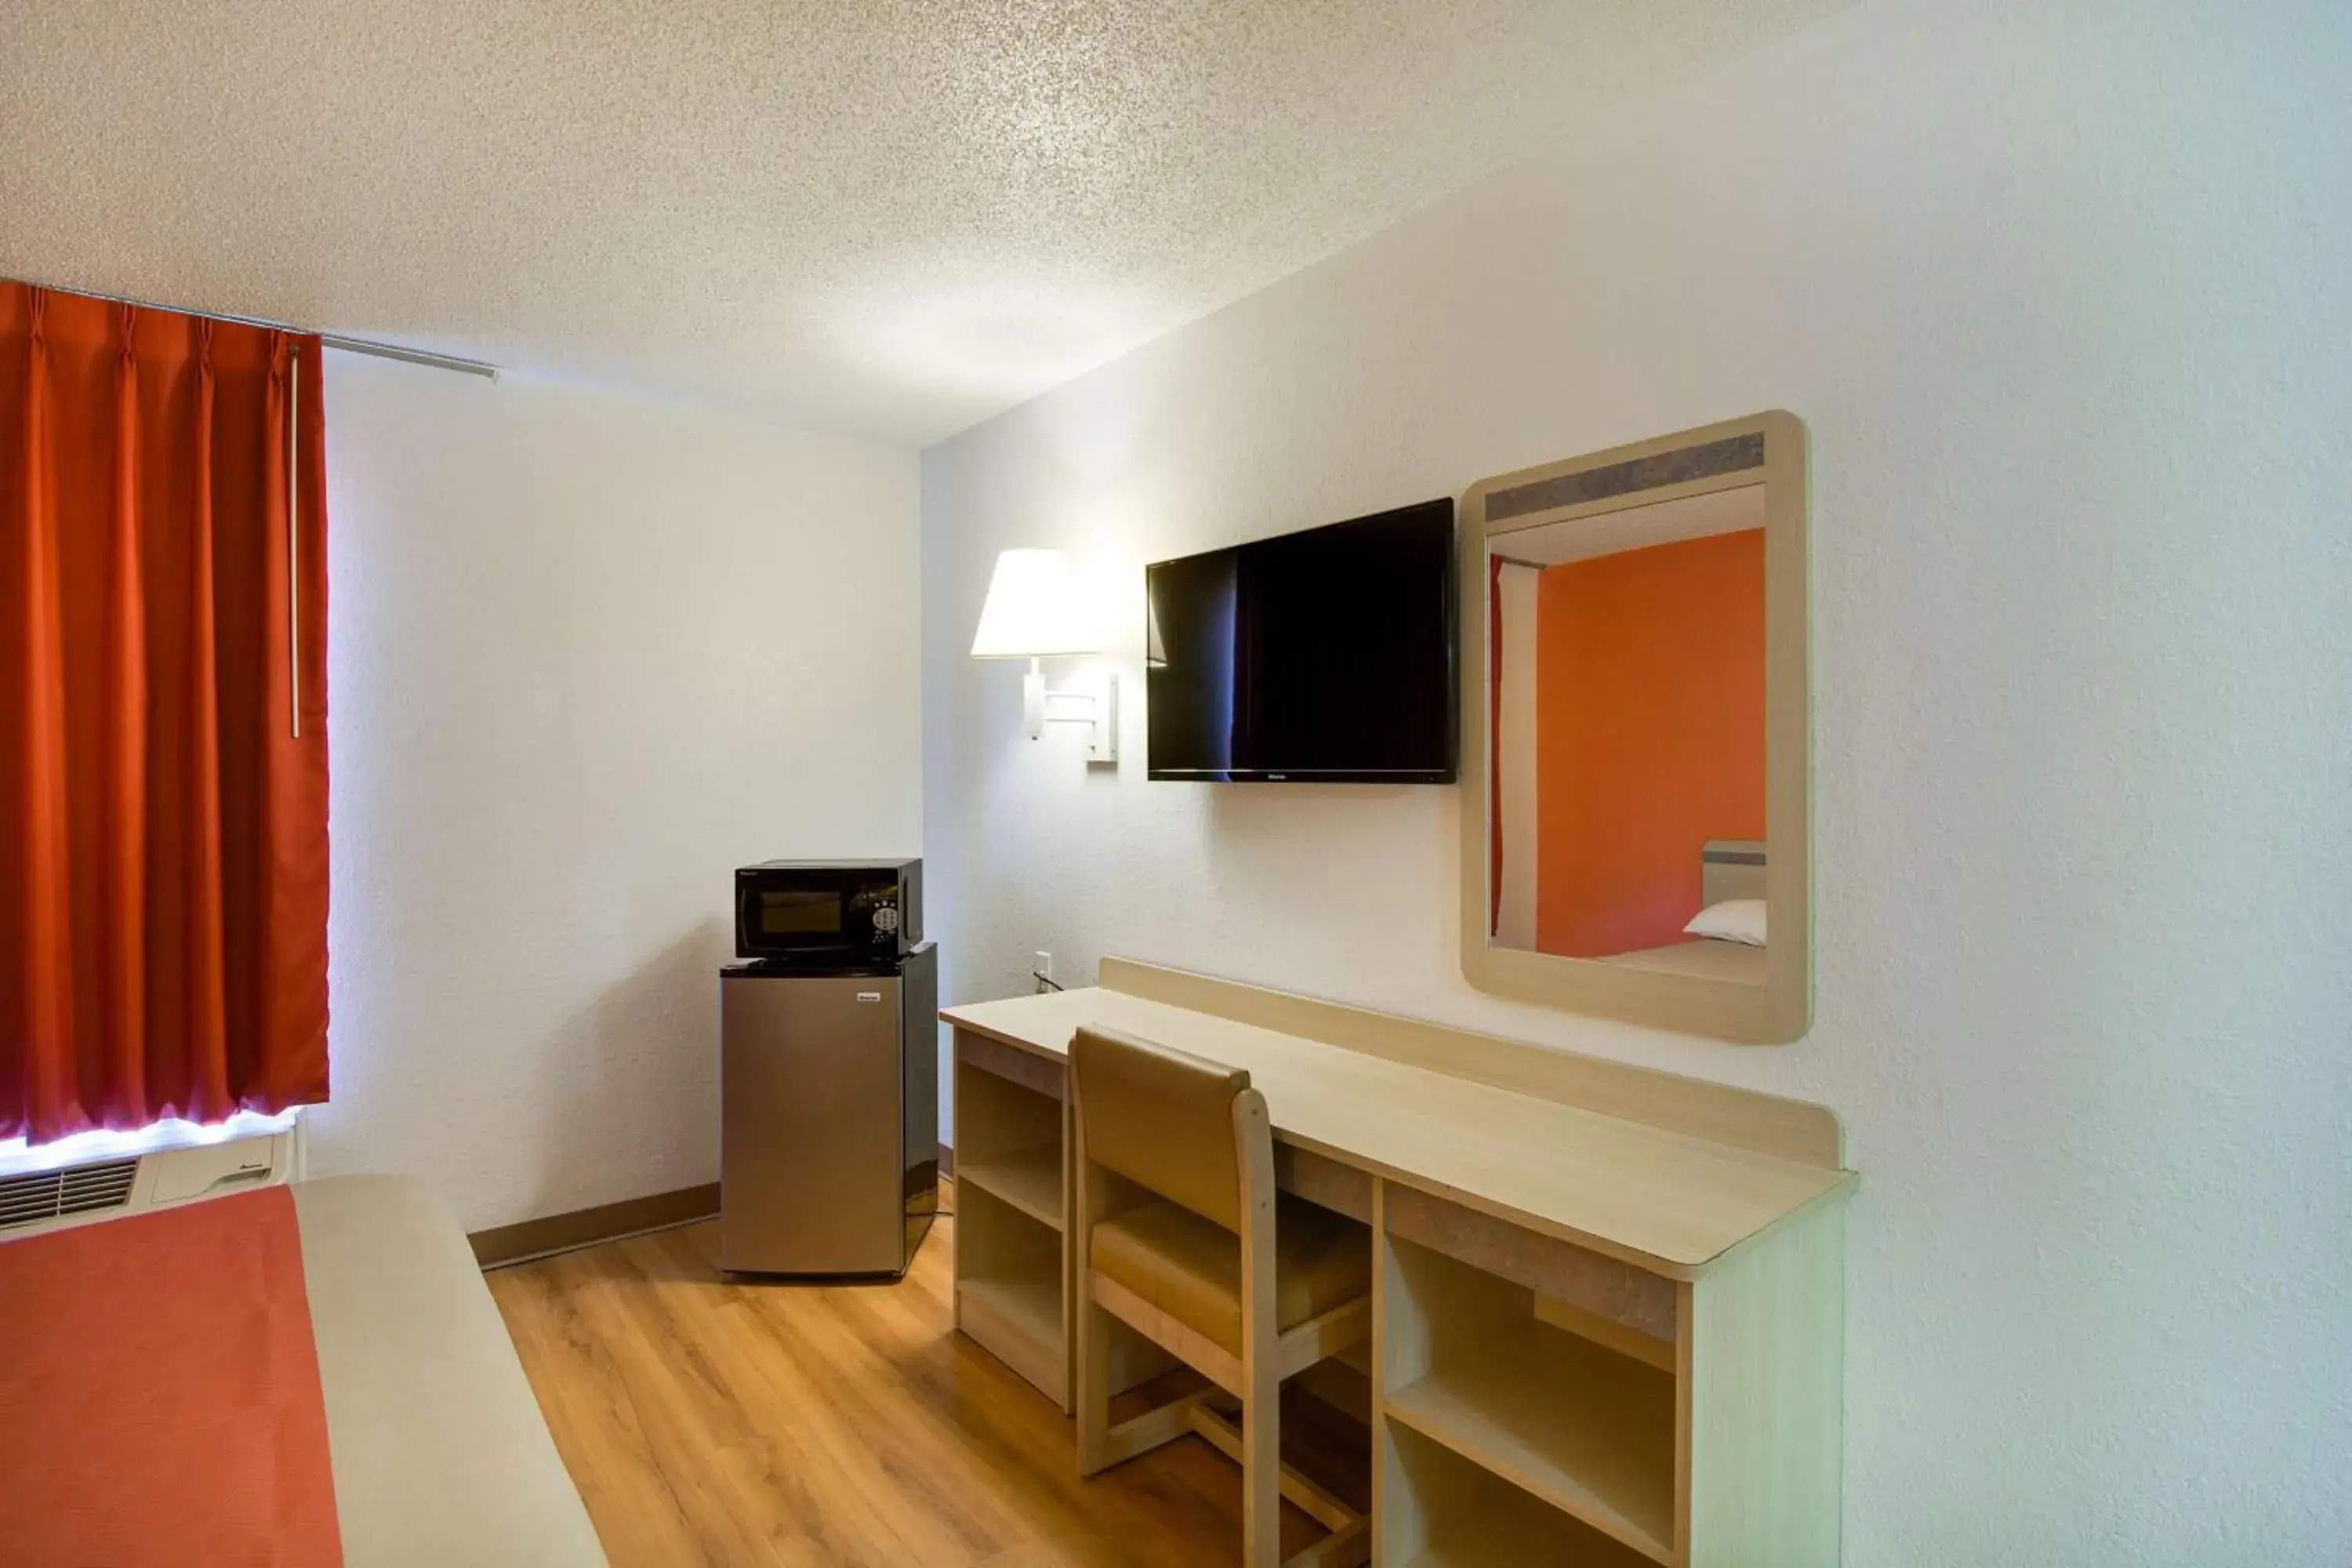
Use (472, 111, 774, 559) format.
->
(956, 1200, 1067, 1406)
(1385, 1322, 1675, 1562)
(1385, 1420, 1659, 1568)
(1376, 1186, 1846, 1567)
(953, 1033, 1073, 1410)
(1381, 1228, 1676, 1563)
(958, 1143, 1064, 1231)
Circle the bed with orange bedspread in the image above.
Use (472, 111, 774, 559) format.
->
(0, 1176, 604, 1567)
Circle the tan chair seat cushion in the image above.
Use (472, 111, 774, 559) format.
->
(1091, 1194, 1370, 1357)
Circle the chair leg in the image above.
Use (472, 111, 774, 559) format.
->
(1284, 1517, 1370, 1568)
(1235, 1087, 1285, 1568)
(1189, 1403, 1369, 1567)
(1241, 1363, 1282, 1567)
(1076, 1295, 1113, 1477)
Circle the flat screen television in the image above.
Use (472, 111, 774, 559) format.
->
(1146, 499, 1457, 783)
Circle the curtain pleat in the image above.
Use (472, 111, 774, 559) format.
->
(0, 282, 328, 1144)
(183, 319, 230, 1122)
(13, 292, 77, 1134)
(256, 336, 330, 1110)
(103, 303, 149, 1118)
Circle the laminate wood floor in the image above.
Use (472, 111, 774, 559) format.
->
(488, 1193, 1365, 1566)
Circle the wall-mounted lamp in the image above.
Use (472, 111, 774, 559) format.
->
(971, 548, 1117, 763)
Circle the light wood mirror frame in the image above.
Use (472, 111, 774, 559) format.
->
(1458, 411, 1810, 1044)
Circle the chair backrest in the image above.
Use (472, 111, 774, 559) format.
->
(1072, 1026, 1251, 1232)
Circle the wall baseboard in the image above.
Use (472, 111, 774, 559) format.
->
(472, 1146, 958, 1269)
(470, 1182, 721, 1269)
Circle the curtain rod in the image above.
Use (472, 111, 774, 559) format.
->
(12, 277, 499, 381)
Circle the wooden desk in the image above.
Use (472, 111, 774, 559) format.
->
(943, 959, 1857, 1568)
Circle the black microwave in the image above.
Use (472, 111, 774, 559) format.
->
(735, 858, 922, 962)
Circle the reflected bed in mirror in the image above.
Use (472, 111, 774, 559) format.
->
(1602, 840, 1767, 982)
(1461, 412, 1809, 1043)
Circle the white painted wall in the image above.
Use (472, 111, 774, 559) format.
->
(920, 1, 2352, 1560)
(314, 358, 920, 1232)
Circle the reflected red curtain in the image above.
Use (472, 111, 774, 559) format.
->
(1489, 554, 1503, 937)
(1, 282, 328, 1144)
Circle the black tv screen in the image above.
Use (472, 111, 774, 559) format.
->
(1146, 499, 1457, 782)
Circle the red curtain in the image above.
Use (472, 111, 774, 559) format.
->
(1, 282, 328, 1144)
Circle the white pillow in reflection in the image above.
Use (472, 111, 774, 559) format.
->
(1684, 898, 1766, 947)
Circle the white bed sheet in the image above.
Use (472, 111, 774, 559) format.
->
(292, 1175, 606, 1567)
(1602, 937, 1769, 984)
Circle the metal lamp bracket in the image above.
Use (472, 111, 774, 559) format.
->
(1022, 659, 1118, 764)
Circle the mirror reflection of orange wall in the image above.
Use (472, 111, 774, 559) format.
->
(1536, 528, 1765, 957)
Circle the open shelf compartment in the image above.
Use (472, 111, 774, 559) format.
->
(1385, 1419, 1661, 1568)
(952, 1033, 1074, 1407)
(1381, 1230, 1678, 1565)
(958, 1141, 1062, 1230)
(955, 1178, 1067, 1400)
(956, 1048, 1065, 1229)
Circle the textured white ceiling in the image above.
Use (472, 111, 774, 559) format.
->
(0, 1, 1843, 443)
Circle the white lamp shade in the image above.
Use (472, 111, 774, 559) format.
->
(970, 548, 1098, 659)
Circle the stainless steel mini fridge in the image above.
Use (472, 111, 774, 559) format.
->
(719, 942, 937, 1276)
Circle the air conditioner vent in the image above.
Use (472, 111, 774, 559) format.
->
(0, 1157, 140, 1232)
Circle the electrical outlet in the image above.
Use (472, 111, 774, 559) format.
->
(1033, 951, 1053, 986)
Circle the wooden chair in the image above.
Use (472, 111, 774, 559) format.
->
(1070, 1026, 1372, 1568)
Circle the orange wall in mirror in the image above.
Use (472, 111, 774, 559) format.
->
(1536, 528, 1766, 957)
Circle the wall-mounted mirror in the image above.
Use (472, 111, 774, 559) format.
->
(1460, 412, 1809, 1043)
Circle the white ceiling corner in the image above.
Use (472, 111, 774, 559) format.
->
(0, 1, 1847, 445)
